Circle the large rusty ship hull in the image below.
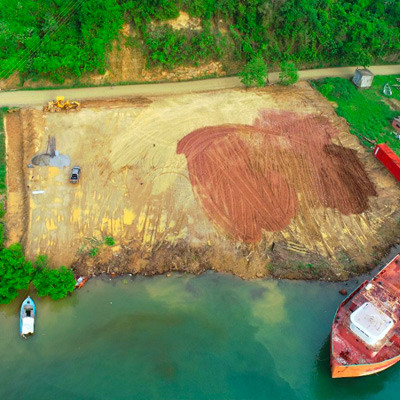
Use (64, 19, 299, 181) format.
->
(330, 254, 400, 378)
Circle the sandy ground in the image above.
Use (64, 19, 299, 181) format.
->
(4, 83, 400, 280)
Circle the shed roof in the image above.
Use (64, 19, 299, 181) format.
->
(356, 68, 374, 77)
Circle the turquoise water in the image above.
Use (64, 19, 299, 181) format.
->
(1, 271, 400, 400)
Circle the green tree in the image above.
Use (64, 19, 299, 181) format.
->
(238, 55, 268, 87)
(279, 61, 299, 86)
(34, 254, 49, 270)
(0, 244, 33, 304)
(1, 0, 400, 83)
(33, 263, 76, 300)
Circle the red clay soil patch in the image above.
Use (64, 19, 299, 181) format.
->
(177, 124, 298, 241)
(177, 110, 377, 243)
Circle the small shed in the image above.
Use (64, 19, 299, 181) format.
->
(352, 68, 374, 89)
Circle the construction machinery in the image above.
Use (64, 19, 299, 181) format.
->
(43, 96, 81, 112)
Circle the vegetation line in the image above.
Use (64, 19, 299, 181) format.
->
(0, 1, 398, 86)
(312, 74, 400, 156)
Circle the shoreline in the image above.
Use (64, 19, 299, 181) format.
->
(72, 241, 400, 284)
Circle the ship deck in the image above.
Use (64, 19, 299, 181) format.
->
(332, 255, 400, 367)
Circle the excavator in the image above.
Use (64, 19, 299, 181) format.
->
(43, 96, 82, 112)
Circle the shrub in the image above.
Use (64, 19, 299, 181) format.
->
(319, 83, 334, 97)
(143, 25, 224, 69)
(104, 236, 115, 246)
(279, 61, 298, 86)
(238, 55, 268, 87)
(34, 254, 49, 270)
(0, 203, 5, 248)
(33, 265, 76, 300)
(1, 1, 400, 83)
(0, 244, 34, 304)
(89, 247, 99, 257)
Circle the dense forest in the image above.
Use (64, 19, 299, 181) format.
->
(0, 0, 399, 83)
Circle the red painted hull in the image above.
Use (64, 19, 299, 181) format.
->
(331, 254, 400, 378)
(75, 277, 89, 289)
(373, 144, 400, 182)
(331, 348, 400, 378)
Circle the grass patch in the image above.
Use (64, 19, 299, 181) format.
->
(78, 235, 115, 257)
(312, 75, 400, 156)
(371, 75, 400, 104)
(104, 236, 115, 246)
(89, 247, 99, 258)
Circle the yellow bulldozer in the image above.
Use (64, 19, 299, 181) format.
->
(43, 96, 82, 112)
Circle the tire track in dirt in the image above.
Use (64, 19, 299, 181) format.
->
(178, 125, 298, 242)
(178, 110, 377, 243)
(4, 110, 38, 247)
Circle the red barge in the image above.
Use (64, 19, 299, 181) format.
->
(373, 144, 400, 183)
(331, 254, 400, 378)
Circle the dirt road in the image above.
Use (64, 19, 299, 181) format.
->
(0, 65, 399, 108)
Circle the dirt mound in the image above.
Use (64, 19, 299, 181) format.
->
(31, 154, 51, 166)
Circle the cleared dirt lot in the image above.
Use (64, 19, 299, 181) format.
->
(4, 83, 400, 279)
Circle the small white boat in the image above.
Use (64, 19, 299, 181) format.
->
(20, 296, 36, 338)
(383, 83, 392, 96)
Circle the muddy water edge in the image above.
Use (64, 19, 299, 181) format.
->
(0, 246, 399, 400)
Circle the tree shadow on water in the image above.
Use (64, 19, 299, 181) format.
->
(311, 335, 399, 400)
